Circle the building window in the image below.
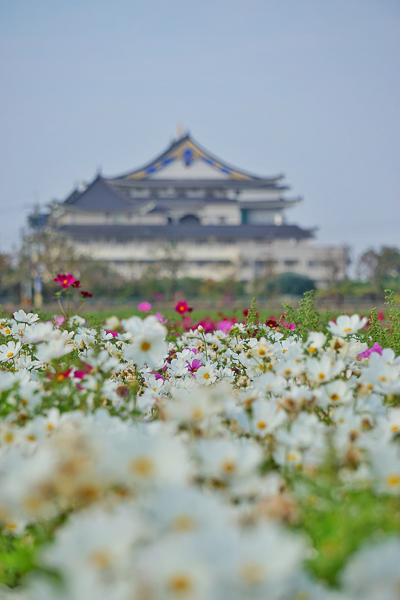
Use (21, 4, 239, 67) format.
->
(179, 214, 201, 225)
(284, 259, 299, 267)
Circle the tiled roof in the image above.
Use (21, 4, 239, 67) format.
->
(62, 176, 133, 212)
(57, 224, 314, 241)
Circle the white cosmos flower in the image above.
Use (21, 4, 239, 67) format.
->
(306, 355, 345, 384)
(124, 332, 167, 368)
(13, 310, 40, 325)
(223, 523, 306, 598)
(327, 314, 368, 337)
(35, 337, 74, 362)
(123, 316, 167, 367)
(341, 537, 400, 599)
(23, 322, 55, 344)
(306, 331, 327, 353)
(251, 399, 287, 437)
(196, 364, 217, 385)
(196, 438, 262, 481)
(0, 341, 21, 362)
(137, 534, 214, 600)
(104, 315, 121, 330)
(319, 380, 354, 407)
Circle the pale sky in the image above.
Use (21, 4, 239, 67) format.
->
(1, 0, 399, 266)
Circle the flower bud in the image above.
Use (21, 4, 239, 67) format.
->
(198, 325, 204, 332)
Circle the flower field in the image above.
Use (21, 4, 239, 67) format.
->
(1, 287, 400, 600)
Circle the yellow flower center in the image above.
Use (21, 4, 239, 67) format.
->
(89, 550, 113, 569)
(258, 348, 266, 356)
(57, 374, 65, 382)
(386, 474, 400, 487)
(222, 459, 236, 473)
(4, 433, 14, 443)
(7, 352, 13, 358)
(294, 592, 312, 600)
(5, 329, 10, 335)
(257, 421, 267, 429)
(287, 453, 297, 461)
(331, 393, 340, 401)
(46, 423, 54, 431)
(173, 515, 195, 532)
(130, 456, 155, 477)
(191, 408, 204, 421)
(391, 425, 399, 432)
(168, 574, 193, 593)
(309, 347, 316, 353)
(141, 341, 151, 351)
(240, 562, 264, 585)
(6, 523, 17, 531)
(343, 327, 352, 332)
(203, 373, 210, 379)
(318, 373, 325, 380)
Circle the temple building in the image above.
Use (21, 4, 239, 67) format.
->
(42, 133, 348, 286)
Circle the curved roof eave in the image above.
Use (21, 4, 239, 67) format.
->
(108, 134, 285, 183)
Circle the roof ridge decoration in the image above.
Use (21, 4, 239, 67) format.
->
(112, 134, 284, 182)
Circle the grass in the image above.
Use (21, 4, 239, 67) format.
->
(295, 474, 400, 585)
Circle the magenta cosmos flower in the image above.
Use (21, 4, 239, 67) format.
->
(175, 301, 193, 315)
(54, 274, 76, 289)
(138, 302, 152, 312)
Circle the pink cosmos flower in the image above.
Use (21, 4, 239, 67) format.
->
(187, 358, 202, 374)
(149, 370, 165, 381)
(217, 320, 234, 334)
(357, 342, 383, 360)
(74, 364, 93, 380)
(106, 330, 119, 338)
(53, 315, 65, 327)
(154, 312, 167, 324)
(54, 274, 76, 289)
(138, 302, 152, 312)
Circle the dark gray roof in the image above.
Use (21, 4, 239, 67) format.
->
(62, 176, 133, 212)
(64, 189, 83, 204)
(57, 224, 314, 241)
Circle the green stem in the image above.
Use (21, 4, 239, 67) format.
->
(76, 300, 86, 315)
(57, 297, 67, 318)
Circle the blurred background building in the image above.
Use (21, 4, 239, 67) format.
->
(30, 132, 349, 289)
